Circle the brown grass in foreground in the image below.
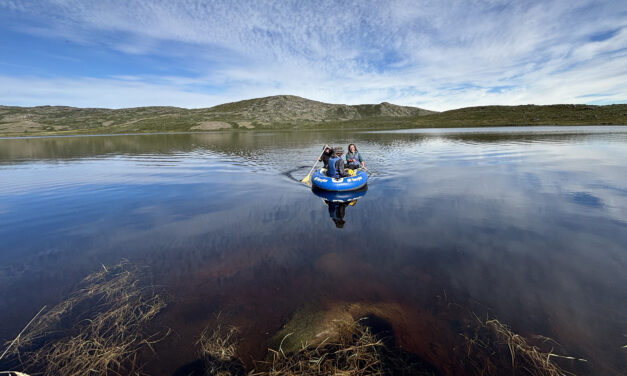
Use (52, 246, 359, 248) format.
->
(195, 313, 579, 376)
(1, 261, 168, 376)
(195, 318, 436, 376)
(2, 262, 582, 376)
(197, 320, 243, 376)
(254, 320, 385, 376)
(462, 315, 584, 376)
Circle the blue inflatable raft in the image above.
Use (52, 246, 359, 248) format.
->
(311, 168, 368, 191)
(312, 186, 367, 202)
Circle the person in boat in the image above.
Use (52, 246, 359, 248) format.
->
(326, 146, 349, 178)
(318, 144, 332, 168)
(346, 143, 365, 170)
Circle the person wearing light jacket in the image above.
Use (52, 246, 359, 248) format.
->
(346, 143, 365, 170)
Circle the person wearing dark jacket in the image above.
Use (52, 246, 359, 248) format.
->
(326, 146, 349, 178)
(319, 145, 332, 168)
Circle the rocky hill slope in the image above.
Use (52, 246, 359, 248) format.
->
(204, 95, 432, 123)
(1, 96, 625, 137)
(0, 95, 434, 136)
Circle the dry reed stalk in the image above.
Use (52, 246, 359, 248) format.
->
(197, 321, 244, 376)
(251, 320, 385, 376)
(1, 261, 168, 376)
(198, 323, 240, 362)
(0, 306, 47, 361)
(463, 315, 580, 376)
(197, 317, 437, 376)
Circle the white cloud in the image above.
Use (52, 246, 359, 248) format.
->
(0, 75, 224, 108)
(1, 0, 626, 109)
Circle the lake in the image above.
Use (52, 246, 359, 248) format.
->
(1, 126, 626, 375)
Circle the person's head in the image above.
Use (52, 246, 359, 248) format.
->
(348, 144, 357, 153)
(333, 146, 343, 157)
(333, 218, 345, 228)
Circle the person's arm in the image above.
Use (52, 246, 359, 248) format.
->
(319, 145, 330, 161)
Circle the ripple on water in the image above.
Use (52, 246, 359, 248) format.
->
(1, 128, 627, 375)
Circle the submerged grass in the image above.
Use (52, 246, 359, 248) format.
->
(0, 261, 168, 376)
(462, 315, 583, 376)
(255, 320, 385, 376)
(2, 262, 581, 376)
(194, 313, 578, 376)
(194, 318, 436, 376)
(197, 319, 244, 376)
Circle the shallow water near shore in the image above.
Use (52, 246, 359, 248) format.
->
(1, 126, 626, 375)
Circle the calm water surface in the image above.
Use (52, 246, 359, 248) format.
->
(1, 127, 626, 375)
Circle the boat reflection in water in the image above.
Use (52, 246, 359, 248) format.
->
(312, 187, 368, 228)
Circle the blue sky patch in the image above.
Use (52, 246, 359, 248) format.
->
(0, 0, 625, 110)
(589, 29, 620, 42)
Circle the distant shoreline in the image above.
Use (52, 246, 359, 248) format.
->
(2, 124, 627, 140)
(1, 95, 626, 137)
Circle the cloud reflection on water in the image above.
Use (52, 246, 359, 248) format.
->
(0, 127, 626, 374)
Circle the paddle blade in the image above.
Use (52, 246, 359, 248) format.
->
(301, 173, 311, 184)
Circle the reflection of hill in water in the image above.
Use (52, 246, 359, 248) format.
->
(435, 131, 627, 144)
(368, 126, 627, 144)
(3, 127, 627, 164)
(0, 132, 328, 163)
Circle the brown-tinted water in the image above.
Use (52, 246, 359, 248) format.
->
(1, 127, 626, 375)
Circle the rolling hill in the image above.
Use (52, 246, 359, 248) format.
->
(0, 95, 434, 136)
(0, 95, 625, 137)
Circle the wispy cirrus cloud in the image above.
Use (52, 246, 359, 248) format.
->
(0, 75, 225, 108)
(0, 0, 626, 110)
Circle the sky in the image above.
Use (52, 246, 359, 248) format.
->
(1, 0, 626, 111)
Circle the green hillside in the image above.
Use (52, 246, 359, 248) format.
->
(330, 104, 627, 129)
(0, 96, 625, 137)
(0, 95, 433, 136)
(418, 104, 627, 127)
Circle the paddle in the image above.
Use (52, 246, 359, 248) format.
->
(301, 145, 328, 184)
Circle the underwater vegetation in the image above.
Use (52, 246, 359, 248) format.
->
(1, 262, 581, 376)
